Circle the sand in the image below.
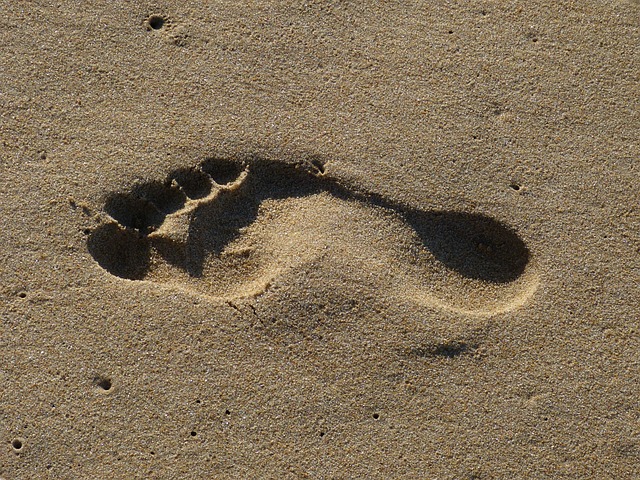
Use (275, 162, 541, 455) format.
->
(1, 1, 638, 478)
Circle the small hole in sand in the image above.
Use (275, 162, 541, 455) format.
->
(510, 184, 521, 191)
(148, 15, 165, 30)
(532, 38, 538, 42)
(12, 439, 23, 451)
(448, 30, 454, 34)
(95, 377, 112, 391)
(190, 431, 197, 437)
(18, 292, 27, 298)
(319, 431, 326, 437)
(373, 413, 380, 419)
(225, 409, 231, 415)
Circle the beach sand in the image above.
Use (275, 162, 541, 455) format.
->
(1, 1, 638, 478)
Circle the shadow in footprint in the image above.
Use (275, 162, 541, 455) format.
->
(320, 175, 529, 284)
(404, 210, 529, 283)
(87, 222, 150, 280)
(87, 153, 530, 291)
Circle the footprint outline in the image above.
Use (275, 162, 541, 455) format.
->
(87, 153, 537, 315)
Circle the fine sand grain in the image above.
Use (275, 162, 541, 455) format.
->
(1, 1, 638, 478)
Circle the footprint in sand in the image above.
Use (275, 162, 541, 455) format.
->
(87, 154, 538, 316)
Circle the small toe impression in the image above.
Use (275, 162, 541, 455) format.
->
(168, 167, 212, 199)
(200, 157, 245, 185)
(104, 192, 164, 234)
(87, 223, 151, 279)
(410, 211, 530, 283)
(104, 181, 187, 233)
(130, 181, 186, 215)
